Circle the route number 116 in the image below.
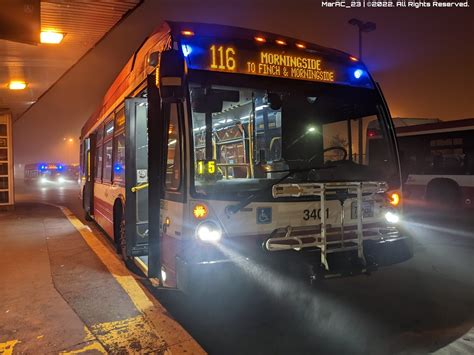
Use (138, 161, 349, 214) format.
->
(210, 45, 236, 71)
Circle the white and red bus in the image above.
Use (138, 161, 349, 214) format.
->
(80, 21, 410, 290)
(396, 118, 474, 209)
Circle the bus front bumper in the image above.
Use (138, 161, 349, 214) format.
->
(175, 234, 413, 292)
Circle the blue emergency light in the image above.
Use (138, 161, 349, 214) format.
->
(353, 69, 364, 79)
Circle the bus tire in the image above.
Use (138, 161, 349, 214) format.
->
(425, 178, 461, 209)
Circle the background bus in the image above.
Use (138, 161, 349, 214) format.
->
(396, 118, 474, 209)
(80, 21, 410, 290)
(24, 163, 79, 185)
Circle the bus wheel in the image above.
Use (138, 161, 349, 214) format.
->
(426, 179, 461, 209)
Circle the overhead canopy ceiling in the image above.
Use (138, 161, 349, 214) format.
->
(0, 0, 141, 121)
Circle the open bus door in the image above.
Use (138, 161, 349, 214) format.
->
(83, 134, 95, 219)
(124, 53, 186, 283)
(124, 97, 149, 259)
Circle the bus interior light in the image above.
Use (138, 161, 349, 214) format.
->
(181, 44, 192, 57)
(367, 129, 378, 138)
(353, 69, 364, 79)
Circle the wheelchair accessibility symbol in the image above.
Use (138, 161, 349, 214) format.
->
(256, 207, 272, 224)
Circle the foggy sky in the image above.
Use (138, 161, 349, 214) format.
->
(12, 0, 474, 165)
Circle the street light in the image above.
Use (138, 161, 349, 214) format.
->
(348, 18, 376, 60)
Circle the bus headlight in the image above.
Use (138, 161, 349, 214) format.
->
(384, 211, 400, 224)
(196, 221, 222, 243)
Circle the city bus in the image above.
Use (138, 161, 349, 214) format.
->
(80, 21, 410, 290)
(395, 118, 474, 209)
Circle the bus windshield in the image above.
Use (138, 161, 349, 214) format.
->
(189, 75, 398, 199)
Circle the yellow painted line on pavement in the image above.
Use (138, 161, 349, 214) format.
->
(60, 341, 107, 355)
(57, 206, 205, 354)
(0, 340, 19, 355)
(59, 207, 155, 311)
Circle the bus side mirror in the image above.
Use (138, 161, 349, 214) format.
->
(148, 51, 159, 67)
(159, 50, 185, 101)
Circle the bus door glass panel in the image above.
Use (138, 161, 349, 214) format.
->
(83, 136, 94, 214)
(103, 140, 113, 182)
(161, 102, 184, 286)
(113, 131, 125, 184)
(125, 98, 148, 256)
(95, 144, 103, 181)
(113, 107, 126, 184)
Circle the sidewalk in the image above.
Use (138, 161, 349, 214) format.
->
(0, 203, 204, 354)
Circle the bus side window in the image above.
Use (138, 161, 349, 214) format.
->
(103, 140, 113, 182)
(165, 103, 181, 190)
(113, 131, 125, 184)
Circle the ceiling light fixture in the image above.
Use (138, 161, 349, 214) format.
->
(40, 31, 65, 44)
(8, 81, 27, 90)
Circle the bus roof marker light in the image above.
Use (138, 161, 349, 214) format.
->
(350, 56, 358, 62)
(353, 69, 364, 79)
(296, 43, 306, 49)
(181, 30, 194, 36)
(181, 44, 192, 57)
(254, 36, 266, 43)
(275, 39, 286, 45)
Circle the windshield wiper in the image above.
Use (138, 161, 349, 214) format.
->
(225, 165, 336, 216)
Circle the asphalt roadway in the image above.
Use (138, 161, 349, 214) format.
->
(14, 181, 474, 354)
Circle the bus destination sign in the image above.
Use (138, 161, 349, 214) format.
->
(181, 38, 371, 88)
